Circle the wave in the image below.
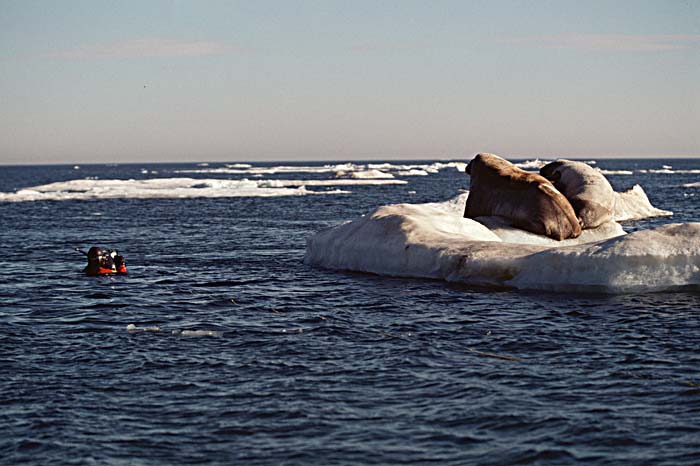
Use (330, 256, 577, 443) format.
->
(683, 182, 700, 188)
(304, 188, 695, 294)
(126, 324, 224, 337)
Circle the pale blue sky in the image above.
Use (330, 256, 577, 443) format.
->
(1, 0, 698, 164)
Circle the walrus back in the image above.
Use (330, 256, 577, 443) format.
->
(464, 153, 581, 240)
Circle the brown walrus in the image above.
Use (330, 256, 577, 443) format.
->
(539, 159, 615, 229)
(464, 153, 582, 240)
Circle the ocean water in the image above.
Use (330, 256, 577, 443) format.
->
(1, 158, 699, 465)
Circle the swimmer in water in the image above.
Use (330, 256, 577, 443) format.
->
(76, 247, 128, 275)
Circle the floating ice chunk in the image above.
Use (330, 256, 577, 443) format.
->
(613, 184, 672, 221)
(258, 179, 406, 187)
(346, 169, 394, 179)
(509, 223, 700, 293)
(0, 177, 352, 202)
(637, 168, 700, 174)
(126, 324, 161, 332)
(179, 161, 467, 176)
(596, 168, 634, 175)
(396, 169, 429, 176)
(172, 329, 224, 337)
(305, 198, 504, 277)
(514, 159, 550, 170)
(305, 194, 698, 293)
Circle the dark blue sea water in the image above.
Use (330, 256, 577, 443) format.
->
(1, 159, 700, 465)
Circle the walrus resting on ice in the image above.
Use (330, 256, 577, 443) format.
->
(539, 159, 615, 229)
(464, 153, 582, 240)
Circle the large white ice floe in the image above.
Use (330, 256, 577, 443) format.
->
(0, 176, 414, 202)
(305, 189, 700, 293)
(0, 177, 358, 202)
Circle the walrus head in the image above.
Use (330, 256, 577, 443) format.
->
(539, 160, 565, 182)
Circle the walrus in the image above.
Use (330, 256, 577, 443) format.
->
(540, 159, 615, 229)
(464, 153, 582, 240)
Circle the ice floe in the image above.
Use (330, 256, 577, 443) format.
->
(613, 184, 673, 221)
(305, 187, 700, 293)
(341, 169, 395, 179)
(126, 324, 162, 332)
(0, 177, 365, 202)
(176, 161, 466, 177)
(596, 169, 635, 175)
(514, 159, 550, 170)
(172, 329, 224, 337)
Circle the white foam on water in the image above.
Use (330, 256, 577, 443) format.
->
(683, 182, 700, 188)
(0, 177, 354, 202)
(305, 190, 697, 293)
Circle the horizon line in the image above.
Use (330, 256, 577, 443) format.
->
(2, 154, 700, 167)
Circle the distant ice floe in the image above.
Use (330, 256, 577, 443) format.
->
(176, 161, 466, 177)
(305, 187, 700, 293)
(338, 169, 395, 179)
(596, 168, 635, 175)
(638, 168, 700, 174)
(514, 159, 549, 170)
(396, 169, 429, 176)
(511, 160, 699, 176)
(598, 167, 700, 176)
(0, 177, 381, 202)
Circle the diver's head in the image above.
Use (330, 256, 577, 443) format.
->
(87, 247, 105, 260)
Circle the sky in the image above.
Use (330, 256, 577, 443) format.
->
(1, 0, 698, 164)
